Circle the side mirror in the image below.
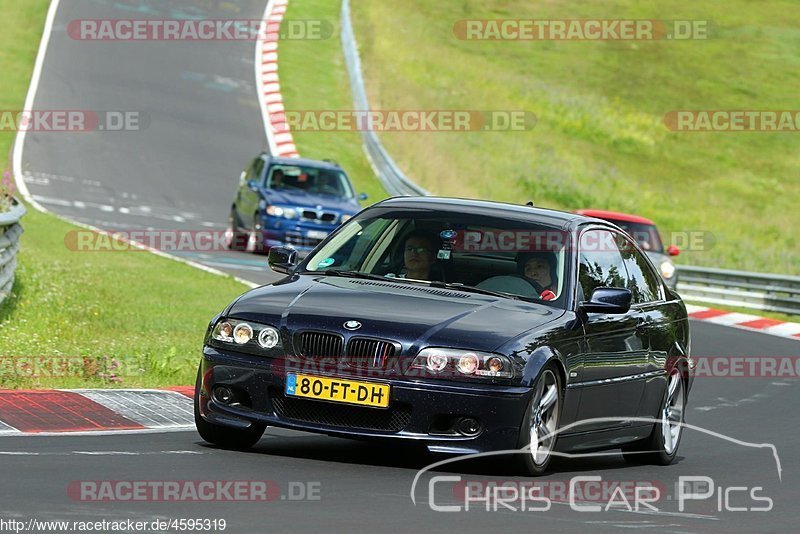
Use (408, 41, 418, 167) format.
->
(247, 179, 259, 192)
(268, 246, 297, 274)
(667, 245, 680, 257)
(579, 287, 632, 314)
(358, 192, 368, 201)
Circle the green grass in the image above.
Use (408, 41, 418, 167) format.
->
(279, 0, 388, 202)
(349, 0, 800, 275)
(0, 207, 250, 389)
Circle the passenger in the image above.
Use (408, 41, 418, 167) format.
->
(518, 251, 558, 300)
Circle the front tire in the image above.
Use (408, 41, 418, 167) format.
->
(226, 208, 247, 251)
(622, 366, 686, 465)
(517, 366, 562, 476)
(194, 368, 265, 449)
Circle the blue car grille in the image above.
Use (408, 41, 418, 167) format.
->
(301, 210, 337, 223)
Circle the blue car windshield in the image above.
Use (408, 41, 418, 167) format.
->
(303, 210, 569, 307)
(267, 165, 354, 199)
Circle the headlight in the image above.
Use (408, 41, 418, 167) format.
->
(660, 260, 676, 279)
(210, 318, 282, 355)
(411, 348, 513, 379)
(266, 206, 297, 219)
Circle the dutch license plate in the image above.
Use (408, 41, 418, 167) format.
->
(306, 230, 329, 240)
(285, 374, 390, 408)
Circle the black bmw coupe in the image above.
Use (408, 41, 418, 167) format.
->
(195, 197, 693, 475)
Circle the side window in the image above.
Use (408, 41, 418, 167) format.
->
(577, 229, 628, 301)
(241, 158, 259, 183)
(615, 233, 662, 304)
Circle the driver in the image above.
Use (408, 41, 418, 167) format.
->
(270, 169, 285, 189)
(517, 251, 558, 300)
(386, 231, 441, 281)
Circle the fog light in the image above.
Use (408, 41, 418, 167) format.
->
(233, 323, 253, 344)
(457, 417, 482, 437)
(457, 353, 479, 375)
(213, 386, 235, 405)
(426, 352, 448, 372)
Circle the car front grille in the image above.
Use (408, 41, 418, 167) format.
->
(270, 389, 411, 432)
(301, 210, 337, 223)
(296, 331, 343, 358)
(345, 338, 397, 369)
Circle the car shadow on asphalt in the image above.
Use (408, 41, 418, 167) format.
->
(195, 431, 685, 477)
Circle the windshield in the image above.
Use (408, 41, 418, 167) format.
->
(302, 209, 569, 307)
(267, 165, 354, 199)
(607, 221, 664, 253)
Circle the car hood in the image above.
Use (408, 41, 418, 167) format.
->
(266, 189, 359, 212)
(227, 275, 565, 353)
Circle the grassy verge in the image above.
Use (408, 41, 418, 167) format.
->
(0, 207, 250, 389)
(350, 0, 800, 275)
(278, 0, 388, 202)
(0, 0, 249, 388)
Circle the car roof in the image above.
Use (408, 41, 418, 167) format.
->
(574, 209, 656, 226)
(376, 196, 588, 228)
(264, 154, 342, 171)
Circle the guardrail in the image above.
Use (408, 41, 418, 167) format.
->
(340, 0, 429, 197)
(677, 265, 800, 316)
(0, 201, 25, 306)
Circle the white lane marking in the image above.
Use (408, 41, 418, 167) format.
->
(0, 450, 203, 456)
(11, 0, 63, 213)
(31, 194, 71, 207)
(199, 261, 266, 272)
(0, 426, 195, 437)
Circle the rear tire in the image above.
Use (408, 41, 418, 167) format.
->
(517, 365, 562, 476)
(622, 366, 686, 465)
(194, 367, 265, 449)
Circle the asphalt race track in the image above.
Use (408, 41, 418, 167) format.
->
(8, 0, 800, 532)
(18, 0, 281, 286)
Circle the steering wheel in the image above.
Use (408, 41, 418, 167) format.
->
(507, 274, 545, 296)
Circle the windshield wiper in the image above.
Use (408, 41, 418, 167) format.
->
(429, 282, 521, 300)
(317, 270, 393, 282)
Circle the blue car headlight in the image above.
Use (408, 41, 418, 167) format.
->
(266, 205, 298, 219)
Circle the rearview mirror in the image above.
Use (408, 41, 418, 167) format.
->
(358, 192, 368, 201)
(268, 246, 297, 274)
(579, 287, 632, 314)
(247, 179, 258, 192)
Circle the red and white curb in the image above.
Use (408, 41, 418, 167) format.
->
(686, 304, 800, 341)
(0, 388, 193, 435)
(257, 0, 299, 159)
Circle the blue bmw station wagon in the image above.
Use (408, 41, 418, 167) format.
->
(227, 154, 367, 253)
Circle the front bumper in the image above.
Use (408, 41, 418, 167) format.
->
(261, 216, 340, 252)
(198, 347, 531, 454)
